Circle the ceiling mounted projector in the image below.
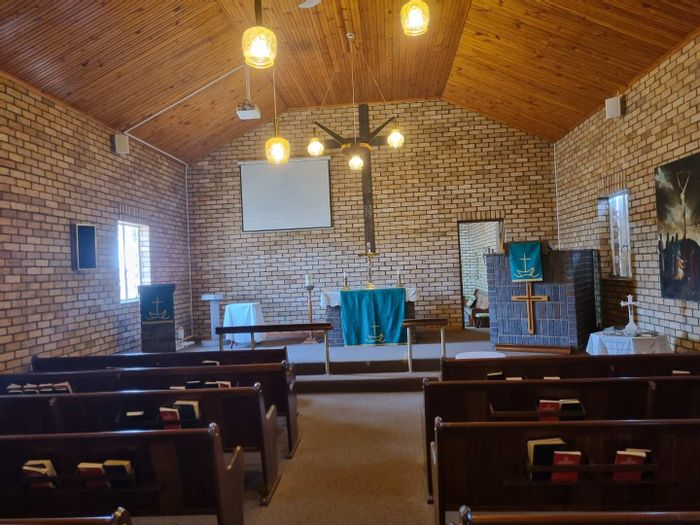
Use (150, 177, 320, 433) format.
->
(236, 65, 261, 121)
(236, 100, 261, 120)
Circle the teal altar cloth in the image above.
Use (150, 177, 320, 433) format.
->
(340, 288, 407, 345)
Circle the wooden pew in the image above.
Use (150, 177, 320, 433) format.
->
(0, 424, 244, 525)
(0, 385, 280, 504)
(31, 348, 288, 372)
(0, 507, 131, 525)
(0, 362, 300, 457)
(455, 507, 700, 524)
(422, 375, 700, 502)
(432, 418, 700, 525)
(440, 353, 700, 381)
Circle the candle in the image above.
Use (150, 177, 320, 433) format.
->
(343, 270, 347, 279)
(366, 241, 371, 253)
(305, 274, 312, 287)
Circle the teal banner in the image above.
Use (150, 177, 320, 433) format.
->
(340, 288, 407, 345)
(509, 242, 544, 282)
(139, 284, 175, 325)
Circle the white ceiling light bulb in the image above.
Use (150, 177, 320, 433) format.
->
(387, 128, 405, 149)
(349, 154, 364, 171)
(308, 136, 324, 157)
(401, 1, 429, 36)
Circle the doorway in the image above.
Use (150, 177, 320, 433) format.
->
(458, 221, 503, 330)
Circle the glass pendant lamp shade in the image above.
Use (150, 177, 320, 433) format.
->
(242, 26, 277, 69)
(387, 128, 405, 149)
(265, 135, 290, 165)
(401, 1, 429, 36)
(307, 137, 324, 157)
(348, 154, 364, 171)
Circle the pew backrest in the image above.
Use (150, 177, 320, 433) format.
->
(432, 418, 700, 525)
(31, 348, 288, 372)
(422, 374, 700, 501)
(0, 424, 243, 525)
(456, 507, 700, 524)
(440, 353, 700, 381)
(0, 507, 131, 525)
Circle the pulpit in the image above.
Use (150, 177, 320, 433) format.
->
(139, 284, 176, 353)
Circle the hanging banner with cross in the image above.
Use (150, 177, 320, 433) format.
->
(508, 241, 544, 283)
(509, 242, 548, 335)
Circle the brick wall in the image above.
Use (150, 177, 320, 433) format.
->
(555, 36, 700, 351)
(459, 221, 499, 297)
(0, 74, 192, 371)
(188, 99, 556, 334)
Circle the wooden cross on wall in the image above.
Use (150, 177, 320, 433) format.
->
(315, 103, 396, 252)
(512, 282, 549, 335)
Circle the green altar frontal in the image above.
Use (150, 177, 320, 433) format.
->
(340, 288, 407, 346)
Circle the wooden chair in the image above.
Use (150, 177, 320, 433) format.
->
(31, 348, 288, 372)
(455, 507, 700, 524)
(0, 385, 280, 504)
(0, 507, 131, 524)
(432, 418, 700, 525)
(0, 424, 244, 525)
(0, 361, 300, 457)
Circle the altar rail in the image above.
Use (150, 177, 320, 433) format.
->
(0, 508, 131, 525)
(403, 318, 448, 372)
(216, 323, 333, 373)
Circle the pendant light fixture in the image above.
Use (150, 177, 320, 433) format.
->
(265, 67, 290, 165)
(387, 128, 405, 149)
(401, 1, 429, 36)
(242, 0, 277, 69)
(348, 154, 364, 171)
(307, 128, 324, 157)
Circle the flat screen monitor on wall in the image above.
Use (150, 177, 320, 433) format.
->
(239, 157, 332, 232)
(70, 223, 97, 271)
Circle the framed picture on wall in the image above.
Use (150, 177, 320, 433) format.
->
(655, 151, 700, 301)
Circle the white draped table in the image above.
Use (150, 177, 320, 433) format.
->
(586, 330, 672, 355)
(319, 288, 417, 307)
(223, 302, 267, 344)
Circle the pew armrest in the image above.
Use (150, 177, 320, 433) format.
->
(221, 446, 245, 525)
(260, 404, 281, 505)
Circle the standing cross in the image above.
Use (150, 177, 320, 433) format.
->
(512, 283, 550, 335)
(620, 294, 639, 336)
(358, 241, 380, 289)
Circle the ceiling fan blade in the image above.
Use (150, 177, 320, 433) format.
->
(298, 0, 322, 8)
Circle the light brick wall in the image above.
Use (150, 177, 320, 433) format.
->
(555, 36, 700, 351)
(0, 74, 192, 371)
(188, 100, 556, 334)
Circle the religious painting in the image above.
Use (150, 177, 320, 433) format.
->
(656, 151, 700, 301)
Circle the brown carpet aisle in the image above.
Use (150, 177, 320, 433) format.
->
(244, 392, 434, 525)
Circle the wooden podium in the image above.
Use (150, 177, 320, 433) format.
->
(139, 284, 176, 353)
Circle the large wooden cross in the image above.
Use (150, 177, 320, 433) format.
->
(512, 282, 549, 335)
(315, 103, 395, 252)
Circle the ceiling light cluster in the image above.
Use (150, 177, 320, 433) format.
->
(244, 0, 427, 165)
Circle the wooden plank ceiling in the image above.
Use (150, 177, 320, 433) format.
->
(0, 1, 699, 162)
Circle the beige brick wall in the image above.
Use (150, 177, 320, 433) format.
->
(555, 36, 700, 351)
(0, 74, 192, 371)
(188, 99, 556, 333)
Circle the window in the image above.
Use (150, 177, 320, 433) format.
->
(609, 190, 631, 278)
(118, 221, 150, 302)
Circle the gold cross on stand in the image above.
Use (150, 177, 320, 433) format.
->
(358, 242, 379, 289)
(512, 282, 549, 335)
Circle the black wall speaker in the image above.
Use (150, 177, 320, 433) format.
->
(70, 223, 97, 271)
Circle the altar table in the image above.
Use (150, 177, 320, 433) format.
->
(340, 288, 408, 345)
(223, 303, 267, 344)
(586, 330, 672, 355)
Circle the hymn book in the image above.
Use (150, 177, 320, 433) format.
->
(173, 400, 200, 420)
(103, 459, 134, 488)
(77, 462, 110, 488)
(551, 451, 581, 483)
(201, 360, 220, 366)
(23, 459, 57, 489)
(527, 437, 567, 481)
(159, 407, 181, 430)
(538, 400, 560, 421)
(486, 371, 504, 380)
(612, 450, 647, 481)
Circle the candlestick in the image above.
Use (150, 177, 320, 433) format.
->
(396, 268, 404, 288)
(304, 283, 317, 344)
(305, 273, 312, 287)
(342, 270, 349, 291)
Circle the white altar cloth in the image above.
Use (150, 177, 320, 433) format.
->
(223, 302, 267, 344)
(320, 288, 417, 308)
(586, 330, 672, 355)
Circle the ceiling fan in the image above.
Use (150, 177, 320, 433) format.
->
(298, 0, 322, 8)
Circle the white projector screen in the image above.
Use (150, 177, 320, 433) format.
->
(240, 157, 332, 232)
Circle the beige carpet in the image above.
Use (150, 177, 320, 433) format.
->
(243, 392, 433, 525)
(134, 392, 433, 525)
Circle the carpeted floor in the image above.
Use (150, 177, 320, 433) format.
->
(242, 392, 433, 525)
(134, 392, 433, 525)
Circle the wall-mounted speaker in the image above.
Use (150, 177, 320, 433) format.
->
(605, 96, 624, 119)
(70, 223, 97, 271)
(112, 134, 130, 154)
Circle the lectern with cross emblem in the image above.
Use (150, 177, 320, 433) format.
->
(512, 283, 549, 335)
(509, 242, 549, 335)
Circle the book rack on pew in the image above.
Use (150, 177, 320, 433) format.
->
(0, 507, 131, 525)
(454, 507, 700, 524)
